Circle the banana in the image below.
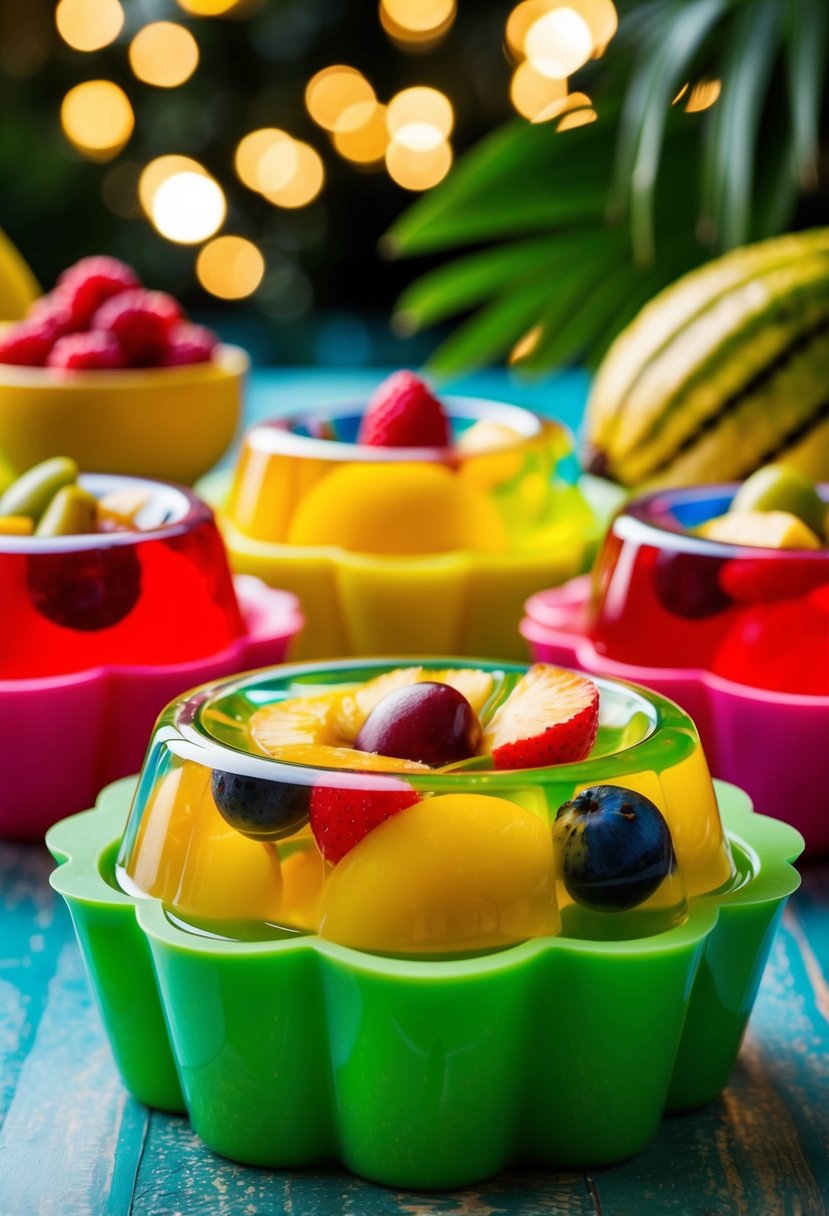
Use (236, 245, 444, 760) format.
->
(0, 227, 39, 321)
(584, 229, 829, 488)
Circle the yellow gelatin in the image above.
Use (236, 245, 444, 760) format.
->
(318, 793, 559, 954)
(127, 761, 283, 921)
(286, 462, 508, 556)
(278, 846, 327, 931)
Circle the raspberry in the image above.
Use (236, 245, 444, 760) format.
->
(27, 294, 75, 340)
(57, 256, 140, 329)
(47, 330, 124, 371)
(92, 289, 182, 367)
(357, 370, 451, 447)
(161, 322, 218, 366)
(0, 318, 61, 366)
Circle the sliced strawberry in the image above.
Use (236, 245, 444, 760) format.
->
(310, 783, 420, 865)
(357, 370, 451, 448)
(484, 664, 599, 770)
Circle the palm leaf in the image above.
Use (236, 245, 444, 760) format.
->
(786, 0, 829, 188)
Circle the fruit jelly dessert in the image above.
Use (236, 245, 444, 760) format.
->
(590, 464, 829, 695)
(117, 661, 733, 956)
(225, 370, 591, 557)
(0, 458, 244, 678)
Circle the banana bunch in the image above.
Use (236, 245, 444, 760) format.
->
(584, 230, 829, 489)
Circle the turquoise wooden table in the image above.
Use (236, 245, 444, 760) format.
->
(1, 369, 828, 1215)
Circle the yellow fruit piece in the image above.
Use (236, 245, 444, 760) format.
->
(97, 488, 150, 530)
(264, 743, 428, 773)
(318, 793, 559, 954)
(250, 695, 341, 754)
(286, 462, 508, 556)
(278, 846, 327, 931)
(0, 514, 33, 535)
(698, 509, 822, 550)
(336, 666, 494, 742)
(127, 761, 283, 922)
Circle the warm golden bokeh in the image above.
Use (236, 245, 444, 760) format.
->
(196, 236, 265, 298)
(379, 0, 456, 45)
(139, 155, 207, 215)
(333, 103, 390, 165)
(685, 79, 722, 113)
(525, 7, 593, 79)
(55, 0, 124, 52)
(235, 129, 292, 192)
(151, 171, 226, 242)
(533, 88, 592, 124)
(386, 137, 452, 190)
(557, 105, 597, 131)
(60, 80, 134, 161)
(263, 142, 325, 208)
(175, 0, 245, 15)
(510, 60, 568, 121)
(507, 0, 617, 60)
(306, 66, 376, 132)
(129, 22, 200, 88)
(387, 86, 453, 152)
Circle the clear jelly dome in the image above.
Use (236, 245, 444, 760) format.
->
(116, 660, 734, 957)
(224, 398, 592, 557)
(0, 475, 245, 679)
(590, 485, 829, 695)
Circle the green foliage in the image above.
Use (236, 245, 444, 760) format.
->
(387, 0, 829, 374)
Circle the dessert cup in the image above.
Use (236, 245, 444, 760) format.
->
(0, 344, 247, 484)
(1, 475, 302, 838)
(522, 483, 829, 851)
(48, 658, 801, 1187)
(199, 397, 601, 659)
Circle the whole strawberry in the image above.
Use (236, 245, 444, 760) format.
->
(57, 256, 140, 329)
(310, 783, 420, 865)
(93, 288, 182, 366)
(358, 370, 451, 447)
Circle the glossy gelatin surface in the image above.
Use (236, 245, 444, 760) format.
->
(590, 485, 829, 695)
(0, 475, 245, 678)
(116, 659, 734, 956)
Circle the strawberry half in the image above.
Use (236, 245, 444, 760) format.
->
(357, 370, 451, 448)
(485, 665, 599, 770)
(310, 783, 420, 865)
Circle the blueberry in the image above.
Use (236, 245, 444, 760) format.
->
(27, 546, 142, 631)
(553, 785, 675, 912)
(211, 770, 310, 841)
(653, 550, 731, 619)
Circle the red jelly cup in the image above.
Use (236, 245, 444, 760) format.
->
(0, 474, 303, 839)
(522, 483, 829, 854)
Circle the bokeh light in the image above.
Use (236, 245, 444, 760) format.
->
(306, 67, 376, 132)
(534, 88, 591, 124)
(685, 79, 722, 113)
(175, 0, 245, 15)
(151, 171, 226, 242)
(140, 155, 207, 216)
(197, 236, 265, 298)
(387, 86, 453, 151)
(60, 80, 134, 161)
(56, 0, 124, 52)
(235, 128, 292, 192)
(129, 22, 200, 89)
(263, 142, 325, 208)
(557, 105, 597, 131)
(510, 61, 568, 121)
(507, 0, 617, 60)
(379, 0, 456, 46)
(525, 7, 593, 79)
(333, 103, 389, 165)
(386, 138, 452, 190)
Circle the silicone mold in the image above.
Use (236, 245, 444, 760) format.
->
(0, 344, 247, 484)
(199, 397, 601, 659)
(0, 475, 302, 838)
(48, 660, 801, 1188)
(522, 483, 829, 852)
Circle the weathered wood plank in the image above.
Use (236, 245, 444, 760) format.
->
(0, 938, 150, 1216)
